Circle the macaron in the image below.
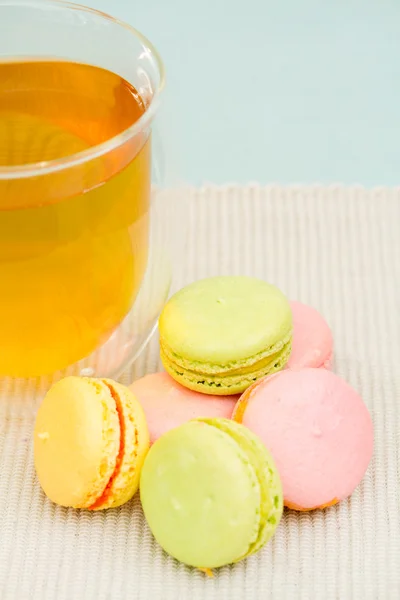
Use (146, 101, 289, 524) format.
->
(159, 276, 293, 395)
(34, 376, 150, 510)
(287, 301, 333, 370)
(233, 368, 373, 511)
(140, 418, 283, 569)
(130, 372, 237, 444)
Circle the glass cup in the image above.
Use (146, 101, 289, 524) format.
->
(0, 0, 174, 382)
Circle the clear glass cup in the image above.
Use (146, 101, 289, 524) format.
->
(0, 0, 174, 383)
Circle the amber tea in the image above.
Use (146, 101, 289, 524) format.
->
(0, 60, 151, 377)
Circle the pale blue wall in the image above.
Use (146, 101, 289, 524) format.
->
(87, 0, 400, 186)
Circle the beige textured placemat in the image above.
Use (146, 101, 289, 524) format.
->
(0, 185, 399, 599)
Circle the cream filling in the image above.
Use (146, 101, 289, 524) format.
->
(160, 329, 293, 376)
(161, 340, 292, 391)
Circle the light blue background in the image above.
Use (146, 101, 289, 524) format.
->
(87, 0, 399, 186)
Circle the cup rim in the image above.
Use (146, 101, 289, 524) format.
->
(0, 0, 165, 180)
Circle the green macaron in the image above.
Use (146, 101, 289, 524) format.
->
(140, 418, 283, 570)
(159, 276, 292, 395)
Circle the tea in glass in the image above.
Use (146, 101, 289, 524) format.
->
(0, 59, 151, 377)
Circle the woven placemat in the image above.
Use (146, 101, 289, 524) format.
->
(0, 185, 399, 599)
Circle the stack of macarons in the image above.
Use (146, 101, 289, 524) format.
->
(33, 276, 373, 573)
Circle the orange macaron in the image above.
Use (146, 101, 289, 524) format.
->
(34, 376, 150, 510)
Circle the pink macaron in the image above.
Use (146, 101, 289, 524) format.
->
(233, 368, 373, 510)
(287, 301, 333, 370)
(130, 372, 237, 444)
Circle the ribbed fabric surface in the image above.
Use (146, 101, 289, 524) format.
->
(0, 185, 399, 599)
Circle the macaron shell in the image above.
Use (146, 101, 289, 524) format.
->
(140, 420, 262, 568)
(130, 372, 237, 443)
(89, 380, 150, 510)
(34, 377, 120, 509)
(234, 369, 373, 510)
(287, 301, 333, 370)
(159, 276, 292, 365)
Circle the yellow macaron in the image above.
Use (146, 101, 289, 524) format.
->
(34, 376, 149, 510)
